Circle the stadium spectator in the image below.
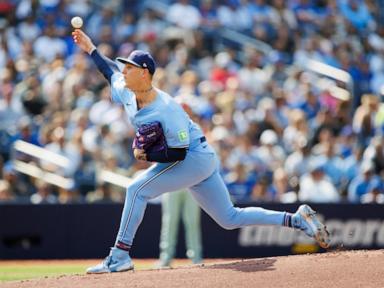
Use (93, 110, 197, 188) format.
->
(217, 0, 251, 31)
(348, 161, 380, 203)
(361, 178, 384, 204)
(41, 127, 81, 177)
(256, 129, 286, 173)
(282, 109, 308, 153)
(298, 161, 340, 203)
(353, 93, 379, 147)
(270, 0, 297, 31)
(0, 179, 14, 202)
(86, 7, 118, 42)
(86, 182, 122, 203)
(284, 137, 312, 179)
(33, 26, 67, 63)
(362, 135, 384, 175)
(226, 162, 256, 201)
(167, 0, 201, 30)
(11, 116, 40, 146)
(314, 142, 344, 188)
(136, 8, 164, 42)
(2, 163, 31, 198)
(339, 0, 376, 33)
(30, 179, 58, 204)
(0, 71, 24, 132)
(17, 15, 41, 41)
(270, 167, 293, 202)
(249, 0, 276, 39)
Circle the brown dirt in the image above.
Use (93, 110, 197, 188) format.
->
(1, 250, 383, 288)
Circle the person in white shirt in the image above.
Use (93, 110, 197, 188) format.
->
(42, 127, 80, 177)
(256, 129, 286, 172)
(17, 15, 41, 42)
(167, 0, 202, 30)
(33, 26, 67, 63)
(299, 161, 340, 203)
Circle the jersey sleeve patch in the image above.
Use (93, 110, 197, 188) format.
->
(178, 130, 188, 142)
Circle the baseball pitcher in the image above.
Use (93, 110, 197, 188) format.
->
(72, 28, 330, 274)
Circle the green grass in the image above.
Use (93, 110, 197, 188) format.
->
(0, 263, 86, 282)
(0, 261, 155, 282)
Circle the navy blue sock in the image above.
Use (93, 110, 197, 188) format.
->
(116, 241, 131, 252)
(283, 212, 293, 227)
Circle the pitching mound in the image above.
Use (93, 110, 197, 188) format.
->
(2, 250, 383, 288)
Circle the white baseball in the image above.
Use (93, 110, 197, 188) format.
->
(71, 16, 83, 29)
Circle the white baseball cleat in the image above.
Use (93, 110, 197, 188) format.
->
(86, 247, 134, 274)
(292, 204, 331, 249)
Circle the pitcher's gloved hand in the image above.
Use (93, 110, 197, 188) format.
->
(132, 122, 167, 159)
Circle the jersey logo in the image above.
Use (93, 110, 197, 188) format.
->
(178, 130, 188, 142)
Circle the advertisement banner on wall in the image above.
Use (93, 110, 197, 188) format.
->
(0, 203, 383, 259)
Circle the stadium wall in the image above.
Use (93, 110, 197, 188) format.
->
(1, 203, 383, 259)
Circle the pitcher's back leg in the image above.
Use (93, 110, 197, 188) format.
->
(189, 169, 286, 229)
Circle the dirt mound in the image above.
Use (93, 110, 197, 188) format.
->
(2, 250, 383, 288)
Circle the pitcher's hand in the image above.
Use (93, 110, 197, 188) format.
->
(133, 148, 147, 161)
(72, 29, 96, 55)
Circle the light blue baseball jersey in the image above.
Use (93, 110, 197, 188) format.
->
(111, 72, 211, 152)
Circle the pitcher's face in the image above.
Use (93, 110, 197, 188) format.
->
(122, 63, 147, 89)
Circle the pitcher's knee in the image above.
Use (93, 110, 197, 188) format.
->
(215, 208, 243, 230)
(216, 219, 239, 230)
(136, 187, 153, 201)
(126, 181, 142, 194)
(126, 183, 151, 201)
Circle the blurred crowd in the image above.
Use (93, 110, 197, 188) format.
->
(0, 0, 384, 205)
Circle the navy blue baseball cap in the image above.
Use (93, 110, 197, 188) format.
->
(116, 50, 156, 75)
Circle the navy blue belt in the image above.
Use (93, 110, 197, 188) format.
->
(188, 136, 207, 150)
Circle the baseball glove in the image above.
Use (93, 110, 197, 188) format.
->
(132, 121, 167, 153)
